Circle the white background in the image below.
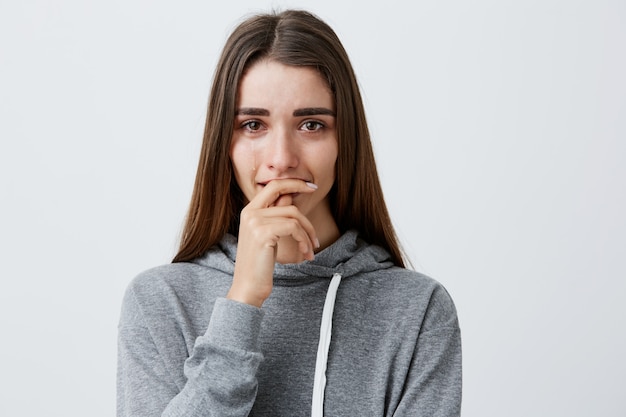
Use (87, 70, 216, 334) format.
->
(1, 0, 624, 416)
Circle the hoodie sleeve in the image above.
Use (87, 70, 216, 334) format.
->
(117, 290, 264, 417)
(393, 285, 463, 417)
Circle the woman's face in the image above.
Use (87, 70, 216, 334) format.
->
(230, 60, 338, 225)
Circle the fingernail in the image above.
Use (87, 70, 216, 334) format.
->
(315, 238, 320, 249)
(306, 182, 318, 190)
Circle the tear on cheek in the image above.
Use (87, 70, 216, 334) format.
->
(251, 141, 257, 172)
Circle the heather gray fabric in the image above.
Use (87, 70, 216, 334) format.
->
(117, 230, 462, 416)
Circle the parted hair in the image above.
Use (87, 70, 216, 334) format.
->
(173, 10, 405, 267)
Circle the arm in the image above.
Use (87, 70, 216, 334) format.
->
(394, 286, 463, 417)
(118, 180, 318, 416)
(117, 290, 264, 417)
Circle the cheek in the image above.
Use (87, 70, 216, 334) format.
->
(320, 142, 338, 183)
(230, 140, 254, 178)
(229, 142, 255, 201)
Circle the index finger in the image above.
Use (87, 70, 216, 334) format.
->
(247, 179, 318, 209)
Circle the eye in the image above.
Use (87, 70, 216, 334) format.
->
(242, 120, 263, 132)
(300, 120, 324, 132)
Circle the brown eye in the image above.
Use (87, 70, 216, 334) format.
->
(302, 121, 323, 131)
(243, 121, 262, 131)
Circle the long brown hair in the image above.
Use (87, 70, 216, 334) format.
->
(173, 10, 406, 267)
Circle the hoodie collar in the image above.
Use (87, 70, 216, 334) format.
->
(194, 230, 394, 279)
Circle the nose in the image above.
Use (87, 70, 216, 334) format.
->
(263, 127, 298, 172)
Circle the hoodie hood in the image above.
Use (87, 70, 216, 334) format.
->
(192, 230, 394, 280)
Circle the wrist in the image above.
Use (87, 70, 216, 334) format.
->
(226, 285, 266, 308)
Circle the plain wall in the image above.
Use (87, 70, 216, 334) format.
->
(1, 0, 624, 415)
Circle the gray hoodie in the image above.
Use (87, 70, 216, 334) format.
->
(117, 230, 462, 416)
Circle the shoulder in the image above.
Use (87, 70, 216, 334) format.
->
(402, 268, 456, 314)
(350, 266, 459, 332)
(119, 260, 231, 328)
(124, 262, 204, 302)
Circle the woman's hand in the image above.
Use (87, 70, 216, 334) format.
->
(227, 179, 319, 307)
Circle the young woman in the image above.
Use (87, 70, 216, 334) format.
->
(117, 10, 462, 417)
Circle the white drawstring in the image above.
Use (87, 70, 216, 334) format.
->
(311, 273, 342, 417)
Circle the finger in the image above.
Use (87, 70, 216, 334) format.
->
(254, 217, 316, 256)
(247, 179, 318, 209)
(250, 205, 319, 250)
(274, 194, 293, 207)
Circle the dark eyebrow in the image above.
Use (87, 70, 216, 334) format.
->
(236, 108, 270, 116)
(235, 107, 336, 117)
(293, 107, 336, 117)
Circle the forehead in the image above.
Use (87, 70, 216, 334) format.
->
(236, 60, 334, 110)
